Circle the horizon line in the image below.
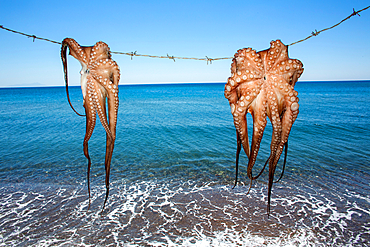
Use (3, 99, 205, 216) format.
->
(1, 79, 370, 88)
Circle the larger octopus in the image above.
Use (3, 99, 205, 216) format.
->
(224, 40, 304, 214)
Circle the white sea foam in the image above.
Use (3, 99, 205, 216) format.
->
(0, 179, 369, 246)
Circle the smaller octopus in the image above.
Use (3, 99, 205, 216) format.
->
(224, 40, 304, 214)
(61, 38, 120, 209)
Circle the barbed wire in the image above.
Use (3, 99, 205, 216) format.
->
(288, 6, 370, 46)
(110, 51, 230, 63)
(0, 25, 62, 45)
(1, 5, 369, 63)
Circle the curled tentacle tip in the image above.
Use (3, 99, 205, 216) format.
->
(231, 183, 237, 190)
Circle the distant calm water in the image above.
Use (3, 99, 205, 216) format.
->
(0, 81, 369, 246)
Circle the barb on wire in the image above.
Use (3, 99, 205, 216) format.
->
(205, 56, 213, 65)
(129, 51, 137, 60)
(167, 54, 176, 62)
(352, 8, 361, 17)
(1, 5, 369, 61)
(311, 30, 319, 36)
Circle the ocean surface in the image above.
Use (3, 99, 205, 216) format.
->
(0, 81, 369, 246)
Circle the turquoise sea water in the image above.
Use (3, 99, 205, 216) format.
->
(0, 81, 369, 246)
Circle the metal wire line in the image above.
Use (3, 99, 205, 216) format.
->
(1, 5, 369, 63)
(288, 6, 370, 46)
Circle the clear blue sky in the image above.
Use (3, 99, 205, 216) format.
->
(1, 0, 369, 87)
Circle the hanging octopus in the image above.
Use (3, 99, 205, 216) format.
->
(61, 38, 120, 209)
(224, 40, 304, 214)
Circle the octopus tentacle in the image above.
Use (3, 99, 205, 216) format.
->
(274, 142, 288, 183)
(90, 63, 120, 209)
(61, 40, 86, 117)
(91, 46, 120, 210)
(231, 101, 249, 157)
(267, 87, 299, 214)
(266, 91, 283, 168)
(83, 77, 98, 208)
(256, 156, 270, 179)
(232, 131, 242, 189)
(90, 77, 114, 141)
(267, 160, 277, 215)
(103, 77, 120, 209)
(265, 40, 289, 70)
(273, 94, 299, 167)
(246, 90, 268, 180)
